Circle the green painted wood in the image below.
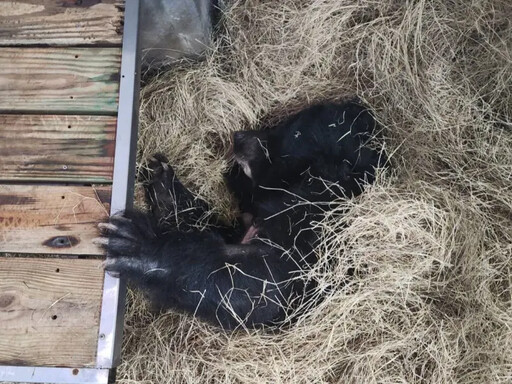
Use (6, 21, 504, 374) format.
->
(0, 1, 123, 46)
(0, 115, 116, 183)
(0, 48, 121, 114)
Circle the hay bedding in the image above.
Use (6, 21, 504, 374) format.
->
(119, 0, 512, 383)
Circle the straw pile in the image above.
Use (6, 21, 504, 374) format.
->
(119, 0, 512, 382)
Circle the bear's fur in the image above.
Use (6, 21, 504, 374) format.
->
(98, 101, 385, 329)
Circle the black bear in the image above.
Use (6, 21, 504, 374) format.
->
(97, 102, 385, 329)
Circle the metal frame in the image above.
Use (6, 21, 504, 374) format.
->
(0, 0, 141, 382)
(97, 0, 141, 370)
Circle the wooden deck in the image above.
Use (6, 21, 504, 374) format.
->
(0, 1, 134, 378)
(0, 258, 104, 367)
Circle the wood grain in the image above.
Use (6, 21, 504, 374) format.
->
(0, 257, 104, 367)
(0, 48, 121, 114)
(0, 185, 110, 255)
(0, 115, 116, 182)
(0, 0, 123, 46)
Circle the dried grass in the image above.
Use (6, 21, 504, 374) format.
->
(119, 0, 512, 382)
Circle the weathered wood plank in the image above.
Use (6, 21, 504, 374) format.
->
(0, 185, 110, 255)
(0, 48, 121, 114)
(0, 1, 123, 46)
(0, 115, 116, 182)
(0, 257, 104, 367)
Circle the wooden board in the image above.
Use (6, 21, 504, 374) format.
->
(0, 257, 104, 367)
(0, 185, 110, 255)
(0, 115, 116, 183)
(0, 47, 121, 114)
(0, 0, 123, 46)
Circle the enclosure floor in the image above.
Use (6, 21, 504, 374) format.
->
(0, 0, 124, 368)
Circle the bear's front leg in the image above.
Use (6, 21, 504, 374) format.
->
(96, 210, 297, 329)
(142, 153, 211, 231)
(95, 210, 164, 280)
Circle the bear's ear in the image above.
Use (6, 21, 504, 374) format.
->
(233, 130, 270, 162)
(232, 130, 271, 183)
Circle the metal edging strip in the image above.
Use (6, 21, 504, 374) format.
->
(0, 367, 109, 384)
(96, 0, 141, 370)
